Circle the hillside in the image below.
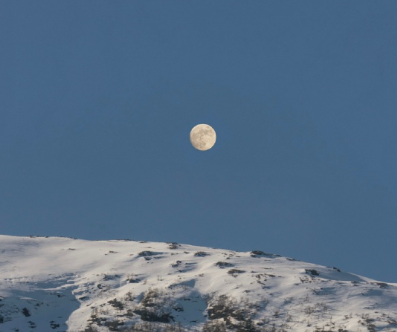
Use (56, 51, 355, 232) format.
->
(0, 235, 396, 332)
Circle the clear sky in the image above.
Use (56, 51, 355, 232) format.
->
(1, 1, 396, 282)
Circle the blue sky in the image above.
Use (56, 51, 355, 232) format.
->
(1, 1, 396, 282)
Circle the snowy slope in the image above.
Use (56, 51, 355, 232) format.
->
(0, 234, 396, 332)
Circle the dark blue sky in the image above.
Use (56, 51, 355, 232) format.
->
(1, 2, 396, 282)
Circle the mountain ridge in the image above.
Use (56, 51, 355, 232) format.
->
(0, 234, 396, 332)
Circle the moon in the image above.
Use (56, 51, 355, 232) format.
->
(190, 124, 216, 151)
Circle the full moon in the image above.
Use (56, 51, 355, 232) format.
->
(190, 124, 216, 151)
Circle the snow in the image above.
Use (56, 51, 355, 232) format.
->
(0, 234, 396, 332)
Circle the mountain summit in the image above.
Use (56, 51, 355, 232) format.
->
(0, 235, 396, 332)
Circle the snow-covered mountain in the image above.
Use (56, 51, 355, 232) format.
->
(0, 234, 396, 332)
